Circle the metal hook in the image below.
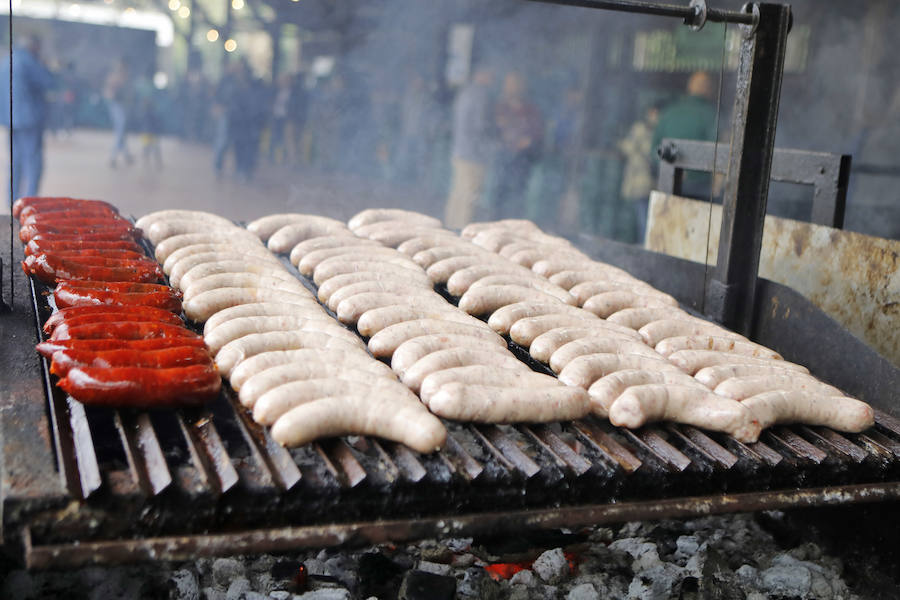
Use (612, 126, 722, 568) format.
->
(740, 3, 761, 38)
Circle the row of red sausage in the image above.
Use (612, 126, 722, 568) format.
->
(15, 196, 221, 407)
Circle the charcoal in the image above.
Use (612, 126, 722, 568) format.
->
(398, 570, 456, 600)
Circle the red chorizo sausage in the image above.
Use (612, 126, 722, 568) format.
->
(50, 346, 213, 377)
(50, 321, 200, 342)
(43, 305, 183, 334)
(20, 222, 137, 243)
(57, 364, 221, 407)
(56, 281, 176, 294)
(34, 249, 147, 261)
(13, 197, 117, 218)
(23, 254, 163, 284)
(25, 239, 143, 257)
(44, 310, 185, 335)
(21, 210, 123, 226)
(29, 231, 141, 243)
(53, 287, 183, 312)
(37, 337, 207, 358)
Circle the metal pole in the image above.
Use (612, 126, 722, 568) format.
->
(524, 0, 756, 27)
(705, 3, 791, 335)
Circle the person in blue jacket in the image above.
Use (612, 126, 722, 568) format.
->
(0, 34, 57, 200)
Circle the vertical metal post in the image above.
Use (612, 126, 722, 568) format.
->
(704, 3, 791, 335)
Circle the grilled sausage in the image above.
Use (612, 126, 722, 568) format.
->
(357, 225, 457, 248)
(399, 347, 529, 392)
(239, 362, 396, 408)
(313, 253, 421, 278)
(694, 363, 816, 390)
(587, 369, 705, 417)
(25, 238, 142, 257)
(288, 236, 380, 266)
(418, 365, 561, 405)
(458, 285, 567, 316)
(182, 272, 308, 302)
(606, 307, 695, 330)
(176, 259, 297, 290)
(396, 235, 472, 257)
(391, 333, 512, 374)
(639, 319, 746, 348)
(357, 305, 484, 337)
(36, 337, 207, 359)
(335, 291, 452, 325)
(58, 364, 221, 407)
(313, 261, 432, 287)
(215, 330, 366, 377)
(608, 384, 760, 442)
(316, 271, 434, 305)
(348, 208, 443, 231)
(411, 245, 490, 268)
(204, 314, 359, 355)
(425, 255, 511, 284)
(460, 219, 544, 240)
(529, 326, 637, 364)
(203, 302, 328, 336)
(368, 319, 504, 357)
(582, 291, 678, 318)
(714, 374, 844, 400)
(299, 246, 418, 276)
(146, 220, 242, 245)
(182, 287, 318, 322)
(558, 353, 681, 388)
(486, 301, 596, 335)
(54, 286, 183, 313)
(253, 377, 408, 425)
(427, 382, 590, 423)
(135, 209, 235, 231)
(247, 213, 346, 242)
(654, 335, 782, 360)
(43, 305, 182, 334)
(267, 222, 354, 253)
(270, 393, 447, 453)
(509, 314, 640, 347)
(549, 338, 662, 373)
(23, 254, 163, 284)
(154, 232, 266, 263)
(666, 350, 808, 376)
(14, 197, 117, 218)
(229, 347, 380, 390)
(446, 264, 536, 297)
(50, 321, 200, 342)
(50, 346, 212, 377)
(162, 245, 280, 276)
(741, 390, 874, 432)
(324, 280, 436, 312)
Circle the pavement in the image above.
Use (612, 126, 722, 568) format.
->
(5, 129, 444, 224)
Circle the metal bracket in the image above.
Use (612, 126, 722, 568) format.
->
(658, 139, 851, 229)
(687, 0, 708, 30)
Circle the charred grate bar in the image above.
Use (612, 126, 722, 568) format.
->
(5, 246, 900, 569)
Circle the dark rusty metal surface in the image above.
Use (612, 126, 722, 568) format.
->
(658, 140, 850, 229)
(23, 480, 900, 569)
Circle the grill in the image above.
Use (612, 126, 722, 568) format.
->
(4, 220, 900, 570)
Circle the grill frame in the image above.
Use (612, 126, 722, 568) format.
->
(4, 222, 900, 569)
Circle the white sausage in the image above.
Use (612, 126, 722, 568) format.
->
(368, 319, 504, 358)
(391, 334, 513, 374)
(136, 210, 235, 231)
(203, 302, 333, 336)
(569, 280, 677, 306)
(458, 285, 566, 316)
(162, 244, 277, 275)
(460, 219, 544, 240)
(348, 208, 443, 231)
(325, 281, 435, 312)
(357, 305, 484, 337)
(299, 246, 417, 276)
(549, 269, 646, 292)
(239, 362, 394, 408)
(510, 314, 641, 347)
(215, 331, 366, 377)
(428, 382, 590, 423)
(418, 366, 560, 405)
(399, 347, 529, 392)
(529, 327, 638, 365)
(254, 378, 409, 425)
(247, 214, 345, 242)
(154, 232, 265, 263)
(666, 350, 808, 376)
(639, 319, 746, 348)
(587, 369, 704, 417)
(313, 261, 431, 287)
(412, 245, 490, 268)
(469, 274, 575, 304)
(426, 255, 512, 284)
(316, 271, 434, 304)
(741, 390, 874, 432)
(486, 301, 596, 334)
(176, 259, 296, 290)
(714, 375, 844, 400)
(549, 338, 662, 373)
(655, 335, 782, 360)
(694, 364, 815, 390)
(267, 222, 353, 253)
(204, 314, 354, 355)
(183, 287, 318, 322)
(335, 292, 451, 325)
(147, 220, 242, 245)
(582, 291, 678, 318)
(313, 253, 420, 278)
(229, 347, 379, 391)
(446, 264, 536, 297)
(358, 225, 456, 248)
(558, 353, 681, 388)
(289, 236, 379, 266)
(606, 307, 695, 330)
(609, 384, 760, 443)
(183, 273, 308, 302)
(270, 394, 447, 453)
(396, 235, 472, 257)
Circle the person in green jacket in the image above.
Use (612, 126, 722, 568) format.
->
(651, 71, 717, 200)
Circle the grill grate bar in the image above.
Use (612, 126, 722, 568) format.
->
(387, 442, 427, 483)
(677, 426, 739, 469)
(442, 433, 484, 481)
(68, 398, 103, 498)
(229, 397, 300, 491)
(874, 410, 900, 437)
(132, 412, 173, 495)
(476, 425, 541, 479)
(325, 439, 368, 488)
(766, 428, 827, 464)
(368, 439, 401, 483)
(746, 440, 783, 466)
(633, 429, 692, 471)
(178, 413, 238, 495)
(573, 420, 642, 473)
(852, 431, 899, 461)
(802, 427, 867, 463)
(114, 411, 152, 496)
(664, 425, 729, 470)
(525, 425, 592, 476)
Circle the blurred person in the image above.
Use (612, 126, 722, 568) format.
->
(57, 62, 78, 137)
(445, 67, 495, 229)
(229, 61, 267, 181)
(0, 34, 57, 200)
(134, 71, 163, 169)
(308, 74, 345, 172)
(619, 102, 661, 243)
(651, 71, 717, 199)
(540, 85, 585, 230)
(394, 74, 438, 184)
(493, 72, 544, 220)
(103, 60, 134, 168)
(286, 72, 310, 165)
(181, 68, 210, 142)
(269, 73, 295, 165)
